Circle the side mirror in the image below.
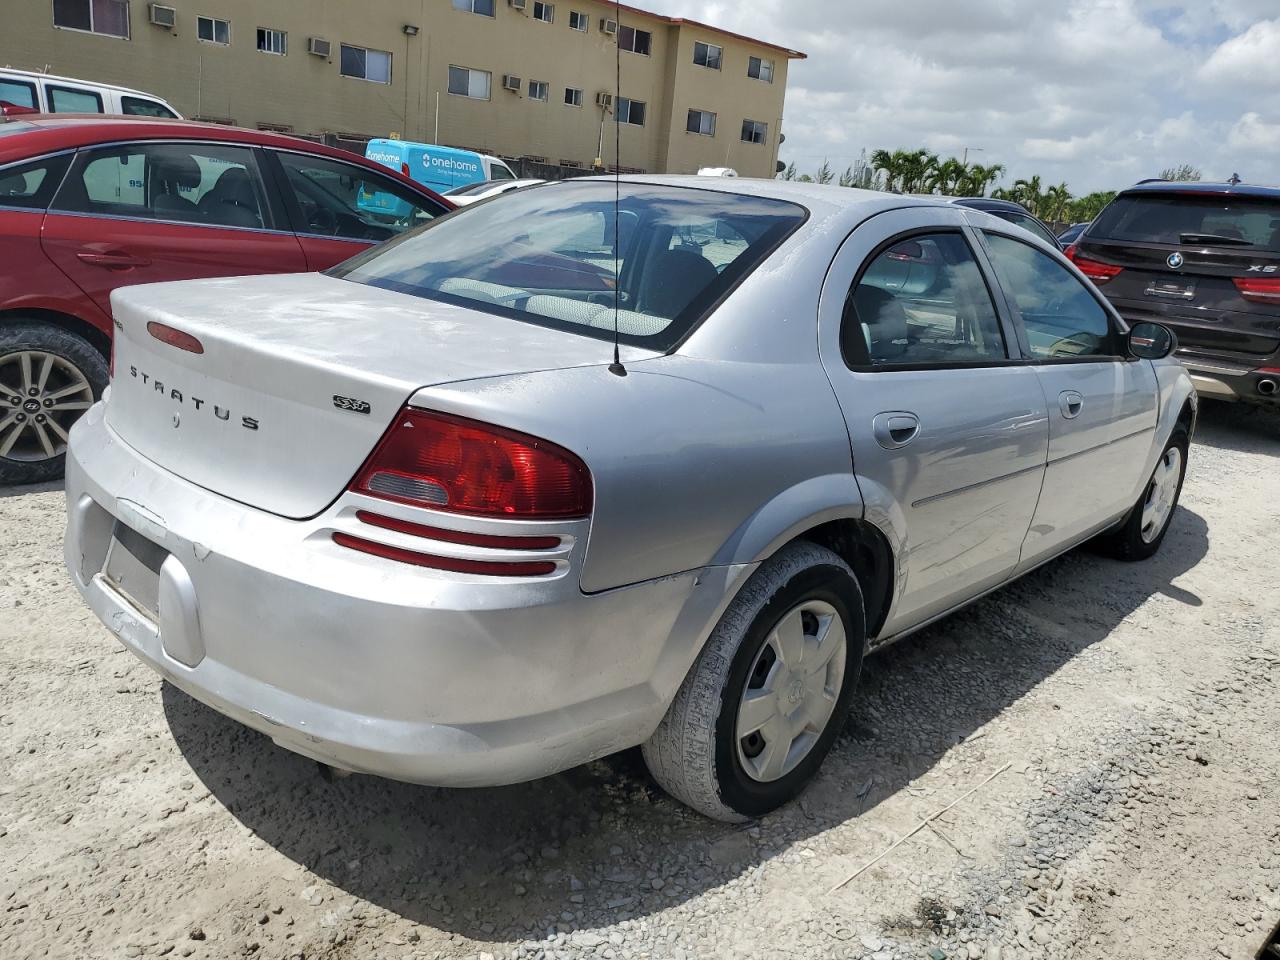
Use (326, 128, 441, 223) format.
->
(1128, 321, 1176, 360)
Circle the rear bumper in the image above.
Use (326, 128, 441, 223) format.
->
(64, 401, 748, 786)
(1176, 353, 1280, 406)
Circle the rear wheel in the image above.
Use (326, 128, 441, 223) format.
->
(0, 322, 106, 486)
(642, 541, 865, 821)
(1097, 429, 1189, 561)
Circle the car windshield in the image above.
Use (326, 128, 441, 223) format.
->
(330, 181, 808, 351)
(1092, 193, 1280, 252)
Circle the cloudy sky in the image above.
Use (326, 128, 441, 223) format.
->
(648, 0, 1280, 194)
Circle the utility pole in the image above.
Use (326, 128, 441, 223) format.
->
(962, 146, 984, 165)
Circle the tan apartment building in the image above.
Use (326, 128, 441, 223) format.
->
(2, 0, 803, 177)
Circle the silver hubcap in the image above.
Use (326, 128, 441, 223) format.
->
(0, 351, 94, 462)
(1139, 445, 1182, 543)
(736, 599, 847, 783)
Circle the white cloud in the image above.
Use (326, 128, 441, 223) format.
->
(1228, 112, 1280, 151)
(1199, 18, 1280, 86)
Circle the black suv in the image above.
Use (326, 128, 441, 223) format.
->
(1068, 181, 1280, 407)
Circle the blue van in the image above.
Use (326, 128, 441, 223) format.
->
(360, 139, 516, 215)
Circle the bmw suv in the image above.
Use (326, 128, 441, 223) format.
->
(1067, 181, 1280, 407)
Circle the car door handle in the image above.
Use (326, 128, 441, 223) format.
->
(76, 251, 152, 270)
(1058, 390, 1084, 419)
(872, 411, 921, 449)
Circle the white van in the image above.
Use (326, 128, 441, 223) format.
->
(0, 67, 180, 118)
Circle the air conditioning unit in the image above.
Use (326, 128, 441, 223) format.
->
(595, 91, 613, 108)
(307, 37, 332, 58)
(600, 18, 618, 36)
(509, 0, 527, 9)
(148, 3, 176, 27)
(502, 74, 522, 92)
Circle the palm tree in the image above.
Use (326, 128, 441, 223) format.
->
(957, 162, 1005, 196)
(898, 149, 938, 193)
(869, 148, 900, 192)
(779, 162, 798, 181)
(925, 157, 967, 195)
(1043, 183, 1072, 223)
(815, 160, 835, 185)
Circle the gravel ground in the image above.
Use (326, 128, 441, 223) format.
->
(1, 401, 1277, 960)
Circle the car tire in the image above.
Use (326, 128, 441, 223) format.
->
(642, 541, 866, 822)
(0, 321, 107, 486)
(1097, 428, 1189, 561)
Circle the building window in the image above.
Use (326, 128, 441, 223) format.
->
(617, 25, 651, 55)
(564, 87, 583, 107)
(686, 109, 716, 136)
(560, 159, 582, 168)
(448, 65, 491, 99)
(568, 10, 588, 31)
(52, 0, 129, 38)
(340, 44, 391, 83)
(741, 118, 768, 144)
(256, 27, 286, 55)
(528, 80, 549, 101)
(748, 56, 774, 83)
(693, 41, 722, 70)
(257, 122, 293, 133)
(452, 0, 495, 16)
(197, 16, 231, 45)
(615, 96, 645, 126)
(533, 1, 554, 23)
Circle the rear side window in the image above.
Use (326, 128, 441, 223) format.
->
(46, 85, 103, 113)
(121, 96, 178, 118)
(1092, 193, 1280, 252)
(329, 181, 806, 351)
(275, 151, 442, 240)
(0, 78, 38, 110)
(1001, 212, 1059, 247)
(0, 155, 72, 209)
(55, 142, 267, 228)
(844, 232, 1007, 367)
(984, 232, 1116, 359)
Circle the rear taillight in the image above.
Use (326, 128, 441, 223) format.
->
(147, 321, 204, 354)
(1233, 277, 1280, 304)
(350, 408, 592, 519)
(1065, 246, 1123, 284)
(332, 533, 557, 577)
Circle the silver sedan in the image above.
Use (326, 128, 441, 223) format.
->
(64, 177, 1194, 821)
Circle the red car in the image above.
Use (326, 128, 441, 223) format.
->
(0, 115, 452, 484)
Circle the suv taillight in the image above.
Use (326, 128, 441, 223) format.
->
(349, 408, 592, 519)
(1233, 277, 1280, 304)
(1065, 245, 1123, 284)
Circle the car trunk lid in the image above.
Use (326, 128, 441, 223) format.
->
(105, 272, 653, 519)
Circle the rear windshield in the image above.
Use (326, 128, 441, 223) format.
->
(1092, 193, 1280, 252)
(330, 181, 807, 351)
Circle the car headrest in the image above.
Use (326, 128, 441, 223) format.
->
(643, 248, 719, 318)
(209, 166, 255, 206)
(853, 285, 909, 360)
(152, 152, 201, 191)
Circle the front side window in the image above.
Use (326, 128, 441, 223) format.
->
(52, 0, 130, 38)
(276, 151, 441, 241)
(615, 97, 645, 126)
(197, 16, 231, 44)
(617, 25, 651, 55)
(528, 80, 549, 101)
(121, 96, 178, 117)
(54, 142, 266, 229)
(844, 233, 1007, 367)
(564, 87, 583, 107)
(341, 44, 392, 83)
(686, 109, 716, 136)
(747, 56, 774, 82)
(0, 155, 73, 210)
(568, 10, 587, 30)
(983, 232, 1116, 359)
(329, 181, 807, 351)
(741, 119, 768, 144)
(448, 65, 490, 99)
(0, 79, 38, 111)
(47, 85, 103, 113)
(452, 0, 495, 16)
(489, 162, 516, 181)
(533, 1, 554, 22)
(257, 27, 287, 55)
(693, 41, 722, 69)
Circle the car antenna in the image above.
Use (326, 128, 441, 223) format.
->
(608, 0, 626, 377)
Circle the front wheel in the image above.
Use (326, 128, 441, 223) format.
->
(642, 542, 866, 821)
(1098, 429, 1189, 561)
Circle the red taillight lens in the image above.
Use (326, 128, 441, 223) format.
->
(147, 321, 204, 354)
(354, 509, 561, 550)
(1233, 277, 1280, 304)
(332, 532, 557, 576)
(350, 408, 592, 519)
(1065, 247, 1123, 284)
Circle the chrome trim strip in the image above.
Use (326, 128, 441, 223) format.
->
(42, 207, 292, 237)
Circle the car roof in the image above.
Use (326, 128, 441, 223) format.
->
(585, 174, 948, 215)
(0, 66, 163, 100)
(1118, 180, 1280, 200)
(944, 196, 1037, 216)
(0, 115, 453, 206)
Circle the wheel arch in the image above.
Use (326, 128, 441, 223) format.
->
(0, 307, 111, 357)
(790, 518, 895, 641)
